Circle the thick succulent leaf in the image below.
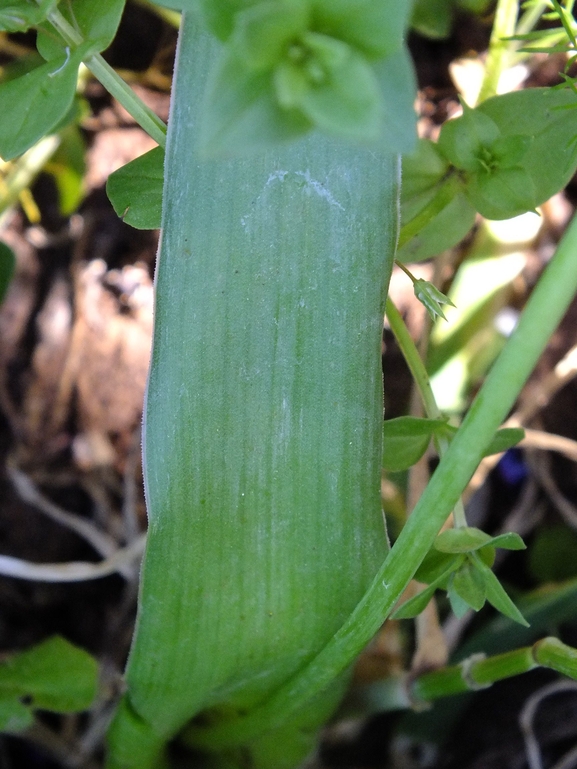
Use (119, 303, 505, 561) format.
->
(0, 242, 16, 305)
(0, 636, 98, 714)
(382, 416, 450, 473)
(107, 147, 164, 230)
(0, 45, 90, 161)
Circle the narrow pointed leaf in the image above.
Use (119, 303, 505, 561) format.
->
(474, 557, 529, 627)
(392, 563, 461, 620)
(435, 527, 493, 553)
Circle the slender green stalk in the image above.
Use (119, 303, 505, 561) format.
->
(385, 297, 467, 527)
(186, 210, 577, 751)
(385, 298, 440, 419)
(397, 173, 460, 251)
(46, 8, 167, 147)
(478, 0, 521, 103)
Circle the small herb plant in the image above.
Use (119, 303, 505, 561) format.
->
(2, 1, 577, 768)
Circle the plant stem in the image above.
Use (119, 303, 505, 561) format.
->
(186, 210, 577, 751)
(478, 0, 520, 103)
(46, 8, 167, 147)
(397, 173, 460, 251)
(385, 297, 467, 527)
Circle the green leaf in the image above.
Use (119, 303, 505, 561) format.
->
(413, 278, 455, 322)
(450, 560, 486, 611)
(435, 526, 493, 554)
(447, 582, 474, 617)
(107, 147, 164, 229)
(232, 0, 309, 70)
(197, 0, 261, 40)
(0, 0, 57, 33)
(471, 88, 577, 215)
(382, 416, 449, 473)
(414, 548, 463, 585)
(398, 139, 475, 262)
(48, 124, 87, 215)
(0, 636, 98, 715)
(0, 242, 16, 306)
(288, 37, 384, 143)
(0, 45, 89, 161)
(474, 556, 530, 627)
(392, 563, 461, 619)
(484, 427, 524, 456)
(37, 0, 126, 60)
(465, 166, 537, 221)
(438, 103, 501, 173)
(0, 695, 32, 734)
(200, 46, 311, 157)
(312, 0, 411, 59)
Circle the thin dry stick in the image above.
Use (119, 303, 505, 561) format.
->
(7, 465, 135, 580)
(527, 449, 577, 530)
(0, 534, 145, 582)
(520, 680, 577, 769)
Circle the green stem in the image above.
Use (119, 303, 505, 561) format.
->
(46, 8, 167, 148)
(385, 297, 467, 527)
(477, 0, 520, 103)
(186, 210, 577, 751)
(397, 173, 461, 251)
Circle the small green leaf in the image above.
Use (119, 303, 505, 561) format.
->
(473, 556, 530, 627)
(107, 147, 164, 230)
(438, 103, 500, 172)
(288, 36, 384, 143)
(414, 548, 463, 585)
(392, 563, 461, 619)
(382, 416, 449, 473)
(447, 582, 474, 617)
(0, 695, 33, 734)
(413, 278, 455, 321)
(0, 636, 98, 716)
(484, 427, 524, 456)
(312, 0, 411, 59)
(435, 527, 493, 554)
(0, 45, 90, 161)
(200, 46, 311, 157)
(465, 166, 537, 221)
(450, 560, 486, 611)
(0, 0, 57, 33)
(232, 0, 309, 70)
(483, 532, 526, 551)
(0, 242, 16, 306)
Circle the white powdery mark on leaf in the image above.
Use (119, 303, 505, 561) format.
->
(295, 170, 345, 211)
